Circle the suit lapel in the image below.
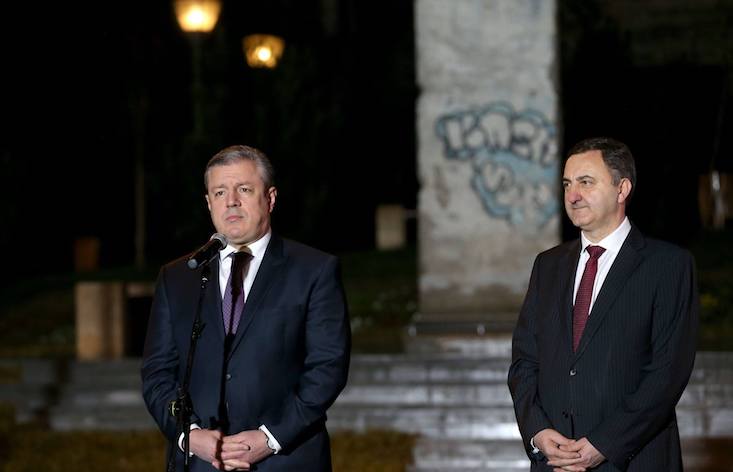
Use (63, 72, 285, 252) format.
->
(226, 234, 288, 360)
(559, 240, 581, 351)
(574, 226, 645, 358)
(201, 257, 226, 342)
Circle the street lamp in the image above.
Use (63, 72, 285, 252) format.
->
(174, 0, 221, 138)
(243, 34, 285, 69)
(174, 0, 221, 33)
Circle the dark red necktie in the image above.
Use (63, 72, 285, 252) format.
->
(572, 245, 606, 352)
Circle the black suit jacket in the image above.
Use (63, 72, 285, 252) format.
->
(508, 225, 698, 471)
(141, 234, 351, 471)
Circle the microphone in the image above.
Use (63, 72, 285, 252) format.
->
(187, 233, 228, 269)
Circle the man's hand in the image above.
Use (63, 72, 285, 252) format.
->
(189, 429, 223, 464)
(553, 437, 605, 471)
(215, 429, 272, 471)
(533, 429, 583, 470)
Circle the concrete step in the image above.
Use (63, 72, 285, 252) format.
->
(20, 352, 733, 438)
(52, 356, 515, 386)
(0, 358, 61, 384)
(47, 363, 733, 411)
(0, 358, 63, 423)
(53, 387, 145, 409)
(0, 383, 56, 423)
(679, 383, 733, 407)
(329, 402, 733, 440)
(407, 438, 529, 471)
(39, 353, 733, 388)
(46, 392, 732, 438)
(677, 406, 733, 437)
(337, 382, 512, 406)
(349, 355, 511, 384)
(50, 405, 156, 431)
(405, 333, 513, 357)
(328, 405, 520, 439)
(64, 359, 142, 385)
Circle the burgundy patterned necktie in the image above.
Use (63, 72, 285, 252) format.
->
(572, 245, 606, 352)
(222, 251, 251, 334)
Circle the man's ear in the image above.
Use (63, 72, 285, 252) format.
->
(618, 178, 632, 203)
(267, 186, 277, 213)
(205, 194, 211, 212)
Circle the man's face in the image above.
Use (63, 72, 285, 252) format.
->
(562, 150, 630, 241)
(205, 160, 277, 246)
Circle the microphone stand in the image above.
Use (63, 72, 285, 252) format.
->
(168, 265, 210, 472)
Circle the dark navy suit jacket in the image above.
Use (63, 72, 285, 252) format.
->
(508, 225, 698, 471)
(142, 234, 351, 471)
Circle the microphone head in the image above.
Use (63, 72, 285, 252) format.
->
(210, 233, 228, 248)
(187, 233, 229, 269)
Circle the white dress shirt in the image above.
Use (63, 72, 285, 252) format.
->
(573, 217, 632, 312)
(217, 231, 271, 301)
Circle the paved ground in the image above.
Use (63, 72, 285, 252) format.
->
(682, 437, 733, 472)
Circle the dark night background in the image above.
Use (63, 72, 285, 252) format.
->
(1, 0, 732, 287)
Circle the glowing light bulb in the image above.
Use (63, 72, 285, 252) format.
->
(186, 8, 206, 28)
(256, 46, 273, 62)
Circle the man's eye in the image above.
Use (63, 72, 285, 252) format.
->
(239, 187, 251, 193)
(215, 190, 224, 197)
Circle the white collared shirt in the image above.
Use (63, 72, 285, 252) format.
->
(217, 231, 271, 301)
(572, 217, 632, 311)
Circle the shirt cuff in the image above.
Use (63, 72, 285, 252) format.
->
(258, 425, 282, 454)
(178, 423, 201, 456)
(530, 436, 540, 454)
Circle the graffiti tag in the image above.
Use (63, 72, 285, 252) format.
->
(435, 102, 558, 228)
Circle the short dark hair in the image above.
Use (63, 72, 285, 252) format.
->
(204, 145, 275, 190)
(567, 137, 636, 199)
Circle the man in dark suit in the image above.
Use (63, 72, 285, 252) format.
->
(508, 137, 698, 471)
(142, 145, 350, 471)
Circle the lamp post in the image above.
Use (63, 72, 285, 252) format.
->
(174, 0, 221, 139)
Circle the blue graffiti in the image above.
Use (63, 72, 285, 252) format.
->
(435, 101, 558, 228)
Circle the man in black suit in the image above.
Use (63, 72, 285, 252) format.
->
(508, 137, 698, 471)
(142, 145, 350, 471)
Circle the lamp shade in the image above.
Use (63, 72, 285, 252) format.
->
(243, 34, 286, 68)
(174, 0, 221, 33)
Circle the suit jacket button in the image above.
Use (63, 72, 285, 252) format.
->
(569, 369, 577, 376)
(226, 373, 232, 380)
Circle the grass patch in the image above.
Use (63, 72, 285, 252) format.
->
(1, 428, 167, 472)
(0, 288, 75, 358)
(339, 246, 417, 353)
(690, 228, 733, 351)
(0, 363, 21, 384)
(332, 430, 417, 472)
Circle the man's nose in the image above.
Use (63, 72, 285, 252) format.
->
(566, 187, 581, 203)
(226, 193, 241, 207)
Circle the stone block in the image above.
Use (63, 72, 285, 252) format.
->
(416, 0, 560, 326)
(75, 282, 125, 360)
(376, 204, 407, 250)
(73, 237, 100, 272)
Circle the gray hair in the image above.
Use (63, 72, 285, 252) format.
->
(204, 145, 275, 190)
